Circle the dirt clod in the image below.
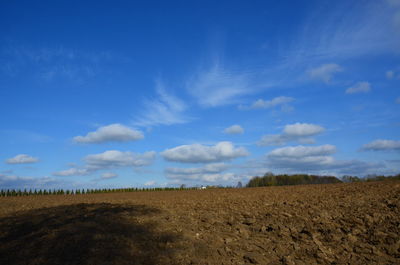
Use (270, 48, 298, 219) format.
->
(0, 181, 399, 264)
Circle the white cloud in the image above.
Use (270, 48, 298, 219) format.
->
(85, 150, 156, 170)
(268, 145, 337, 158)
(268, 144, 336, 158)
(6, 154, 39, 164)
(224, 125, 244, 135)
(187, 64, 254, 107)
(73, 124, 143, 144)
(134, 81, 189, 127)
(53, 168, 90, 177)
(283, 123, 325, 136)
(100, 172, 118, 179)
(165, 163, 237, 183)
(168, 172, 237, 183)
(258, 123, 325, 146)
(161, 141, 249, 163)
(308, 63, 342, 83)
(0, 174, 62, 189)
(249, 96, 295, 109)
(387, 0, 400, 7)
(144, 180, 156, 186)
(386, 70, 395, 79)
(264, 144, 388, 176)
(287, 1, 400, 61)
(166, 163, 228, 175)
(53, 150, 156, 177)
(361, 139, 400, 151)
(345, 82, 371, 94)
(396, 97, 400, 104)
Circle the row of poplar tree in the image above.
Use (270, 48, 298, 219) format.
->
(0, 187, 200, 197)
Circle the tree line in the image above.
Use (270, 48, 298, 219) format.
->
(1, 173, 398, 196)
(0, 186, 200, 197)
(246, 173, 400, 187)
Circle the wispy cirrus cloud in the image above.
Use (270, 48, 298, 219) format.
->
(286, 1, 400, 63)
(183, 1, 399, 112)
(186, 63, 258, 107)
(134, 81, 189, 127)
(223, 125, 244, 135)
(0, 46, 116, 83)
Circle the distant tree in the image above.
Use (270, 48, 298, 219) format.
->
(247, 173, 342, 187)
(236, 181, 243, 188)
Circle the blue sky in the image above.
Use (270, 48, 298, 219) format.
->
(1, 0, 400, 189)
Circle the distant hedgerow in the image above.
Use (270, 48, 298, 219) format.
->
(0, 186, 206, 197)
(246, 172, 400, 188)
(246, 173, 342, 187)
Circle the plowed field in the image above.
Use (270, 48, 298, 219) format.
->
(1, 181, 399, 264)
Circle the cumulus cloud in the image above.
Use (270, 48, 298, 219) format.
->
(53, 150, 156, 177)
(239, 96, 295, 112)
(168, 172, 237, 183)
(166, 163, 228, 175)
(0, 173, 62, 189)
(266, 145, 337, 170)
(308, 63, 342, 83)
(134, 81, 189, 127)
(165, 163, 237, 183)
(224, 125, 244, 135)
(100, 172, 118, 180)
(268, 145, 336, 158)
(258, 123, 325, 146)
(345, 82, 371, 94)
(251, 96, 294, 109)
(84, 150, 156, 170)
(161, 141, 249, 163)
(283, 123, 324, 136)
(386, 70, 395, 79)
(53, 168, 90, 177)
(6, 154, 39, 164)
(265, 144, 387, 176)
(73, 124, 143, 144)
(144, 180, 156, 186)
(361, 139, 400, 151)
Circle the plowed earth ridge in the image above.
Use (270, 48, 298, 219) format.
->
(1, 181, 399, 264)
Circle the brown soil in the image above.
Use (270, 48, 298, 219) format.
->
(0, 181, 399, 265)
